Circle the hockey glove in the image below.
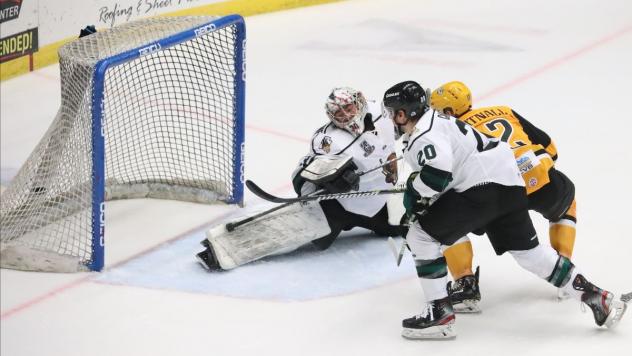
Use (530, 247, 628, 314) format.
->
(326, 167, 360, 193)
(383, 152, 399, 185)
(403, 172, 430, 222)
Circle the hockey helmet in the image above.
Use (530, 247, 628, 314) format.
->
(430, 81, 472, 117)
(382, 81, 429, 137)
(325, 87, 368, 137)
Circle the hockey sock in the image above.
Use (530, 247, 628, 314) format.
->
(511, 245, 585, 300)
(547, 255, 575, 288)
(407, 223, 449, 302)
(510, 244, 558, 279)
(443, 239, 474, 279)
(549, 199, 576, 258)
(416, 257, 449, 302)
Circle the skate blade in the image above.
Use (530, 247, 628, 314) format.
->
(402, 323, 456, 340)
(604, 300, 627, 329)
(453, 300, 481, 314)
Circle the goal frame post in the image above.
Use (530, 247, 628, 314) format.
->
(87, 14, 245, 271)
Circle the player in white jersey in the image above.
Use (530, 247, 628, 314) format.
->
(292, 87, 405, 249)
(381, 81, 626, 339)
(196, 87, 404, 270)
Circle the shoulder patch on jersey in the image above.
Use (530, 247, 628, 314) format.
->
(320, 136, 333, 153)
(311, 122, 343, 154)
(359, 140, 375, 157)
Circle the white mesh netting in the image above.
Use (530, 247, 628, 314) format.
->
(1, 16, 244, 272)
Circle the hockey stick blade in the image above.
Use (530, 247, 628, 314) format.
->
(387, 237, 407, 266)
(387, 237, 399, 263)
(245, 180, 306, 203)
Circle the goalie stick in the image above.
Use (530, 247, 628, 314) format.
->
(246, 155, 404, 204)
(225, 188, 325, 231)
(226, 156, 403, 231)
(246, 180, 404, 204)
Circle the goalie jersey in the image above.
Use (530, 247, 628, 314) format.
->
(293, 100, 397, 217)
(458, 106, 558, 194)
(403, 110, 523, 198)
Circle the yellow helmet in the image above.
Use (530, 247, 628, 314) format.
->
(430, 81, 472, 117)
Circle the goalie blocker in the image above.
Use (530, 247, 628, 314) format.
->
(197, 155, 406, 270)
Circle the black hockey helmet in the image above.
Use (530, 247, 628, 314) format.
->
(382, 80, 429, 121)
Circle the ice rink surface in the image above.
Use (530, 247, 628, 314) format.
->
(1, 0, 631, 355)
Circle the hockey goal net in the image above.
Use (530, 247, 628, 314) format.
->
(0, 15, 246, 272)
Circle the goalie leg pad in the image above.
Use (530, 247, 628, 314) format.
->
(203, 201, 331, 270)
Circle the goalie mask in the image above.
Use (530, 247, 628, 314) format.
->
(325, 87, 368, 137)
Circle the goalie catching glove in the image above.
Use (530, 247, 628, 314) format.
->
(324, 165, 360, 193)
(403, 172, 432, 222)
(294, 155, 360, 194)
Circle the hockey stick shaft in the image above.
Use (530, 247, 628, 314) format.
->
(225, 201, 288, 232)
(358, 155, 403, 177)
(246, 182, 404, 204)
(246, 155, 403, 204)
(225, 188, 326, 231)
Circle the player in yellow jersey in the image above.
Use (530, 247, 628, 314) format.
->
(430, 81, 577, 312)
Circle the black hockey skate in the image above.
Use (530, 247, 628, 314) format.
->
(447, 266, 481, 313)
(573, 274, 627, 328)
(402, 296, 456, 339)
(196, 239, 221, 271)
(200, 238, 211, 249)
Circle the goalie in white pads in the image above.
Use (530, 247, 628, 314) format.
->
(196, 87, 405, 270)
(381, 81, 627, 340)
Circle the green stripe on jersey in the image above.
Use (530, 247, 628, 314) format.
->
(420, 165, 453, 193)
